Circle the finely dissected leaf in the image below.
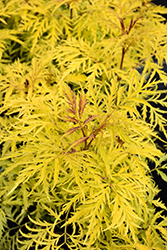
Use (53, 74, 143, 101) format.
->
(152, 199, 167, 210)
(79, 91, 87, 118)
(53, 157, 60, 187)
(0, 209, 7, 239)
(134, 243, 152, 250)
(1, 0, 167, 249)
(4, 86, 14, 103)
(2, 140, 11, 157)
(61, 126, 81, 138)
(64, 85, 77, 115)
(83, 115, 97, 125)
(61, 116, 78, 123)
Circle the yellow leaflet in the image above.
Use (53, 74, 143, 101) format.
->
(22, 183, 28, 210)
(87, 224, 100, 248)
(134, 243, 152, 250)
(4, 86, 14, 103)
(41, 163, 46, 182)
(28, 215, 52, 227)
(117, 86, 125, 105)
(120, 105, 139, 115)
(128, 98, 153, 108)
(0, 209, 6, 237)
(34, 125, 45, 136)
(53, 158, 60, 188)
(108, 128, 115, 153)
(104, 195, 124, 230)
(65, 73, 87, 83)
(41, 203, 58, 218)
(45, 228, 63, 238)
(72, 164, 85, 201)
(99, 145, 112, 178)
(117, 130, 133, 144)
(2, 140, 11, 157)
(111, 152, 129, 172)
(156, 227, 167, 241)
(7, 179, 23, 196)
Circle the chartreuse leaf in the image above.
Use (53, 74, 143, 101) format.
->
(134, 243, 152, 250)
(0, 209, 7, 239)
(157, 169, 167, 182)
(1, 0, 167, 249)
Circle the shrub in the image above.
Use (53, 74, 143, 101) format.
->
(1, 0, 167, 249)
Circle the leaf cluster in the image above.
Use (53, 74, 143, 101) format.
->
(1, 0, 167, 249)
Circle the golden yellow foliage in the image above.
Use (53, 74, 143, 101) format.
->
(0, 0, 167, 249)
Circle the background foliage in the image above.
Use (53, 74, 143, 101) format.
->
(1, 0, 167, 249)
